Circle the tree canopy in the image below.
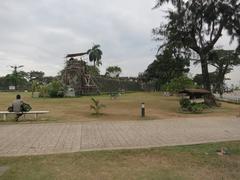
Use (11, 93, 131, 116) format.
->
(29, 71, 45, 83)
(87, 44, 103, 67)
(105, 66, 122, 78)
(209, 49, 240, 94)
(144, 47, 190, 90)
(153, 0, 240, 91)
(163, 75, 196, 93)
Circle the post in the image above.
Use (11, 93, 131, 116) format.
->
(141, 102, 145, 117)
(34, 113, 38, 120)
(3, 114, 6, 121)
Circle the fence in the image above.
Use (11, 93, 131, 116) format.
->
(215, 92, 240, 104)
(93, 76, 142, 93)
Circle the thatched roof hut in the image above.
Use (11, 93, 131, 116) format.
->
(179, 89, 211, 99)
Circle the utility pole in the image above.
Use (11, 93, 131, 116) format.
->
(10, 65, 24, 90)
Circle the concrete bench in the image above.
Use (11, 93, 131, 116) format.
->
(0, 111, 49, 121)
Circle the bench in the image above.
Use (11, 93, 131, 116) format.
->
(0, 111, 49, 121)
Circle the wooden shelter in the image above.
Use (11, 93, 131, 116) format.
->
(179, 89, 211, 103)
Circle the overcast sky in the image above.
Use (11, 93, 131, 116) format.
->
(0, 0, 239, 85)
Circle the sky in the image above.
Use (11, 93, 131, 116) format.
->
(0, 0, 239, 85)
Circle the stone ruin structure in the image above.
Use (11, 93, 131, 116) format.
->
(62, 53, 99, 96)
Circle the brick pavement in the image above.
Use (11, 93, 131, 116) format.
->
(0, 116, 240, 156)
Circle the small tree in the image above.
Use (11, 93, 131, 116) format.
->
(31, 80, 40, 97)
(105, 66, 122, 78)
(90, 98, 106, 115)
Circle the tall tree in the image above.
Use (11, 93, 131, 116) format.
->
(153, 0, 240, 91)
(144, 47, 190, 90)
(5, 71, 29, 90)
(193, 72, 218, 89)
(87, 44, 103, 67)
(208, 49, 240, 95)
(29, 71, 45, 83)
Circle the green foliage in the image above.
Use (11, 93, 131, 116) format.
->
(29, 71, 45, 83)
(179, 99, 207, 113)
(31, 81, 50, 97)
(179, 99, 191, 110)
(4, 71, 29, 90)
(39, 85, 49, 97)
(87, 44, 103, 67)
(209, 49, 240, 94)
(105, 66, 122, 78)
(193, 73, 218, 87)
(144, 48, 190, 90)
(87, 65, 100, 76)
(90, 98, 106, 115)
(94, 76, 142, 93)
(48, 80, 64, 98)
(153, 0, 240, 90)
(189, 103, 206, 113)
(31, 80, 40, 93)
(163, 75, 195, 93)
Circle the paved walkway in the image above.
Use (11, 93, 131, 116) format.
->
(0, 116, 240, 156)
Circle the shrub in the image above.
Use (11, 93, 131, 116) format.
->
(31, 80, 40, 97)
(48, 80, 64, 98)
(180, 99, 207, 113)
(90, 98, 106, 115)
(179, 98, 191, 110)
(188, 103, 206, 113)
(39, 85, 49, 97)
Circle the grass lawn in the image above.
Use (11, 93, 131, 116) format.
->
(0, 141, 239, 180)
(0, 92, 239, 122)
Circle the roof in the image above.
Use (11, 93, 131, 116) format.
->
(66, 52, 87, 58)
(179, 88, 211, 94)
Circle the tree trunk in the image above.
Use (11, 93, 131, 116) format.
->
(200, 55, 211, 91)
(200, 54, 218, 106)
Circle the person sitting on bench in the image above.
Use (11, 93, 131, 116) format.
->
(12, 94, 23, 121)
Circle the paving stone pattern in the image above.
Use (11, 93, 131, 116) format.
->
(0, 117, 240, 156)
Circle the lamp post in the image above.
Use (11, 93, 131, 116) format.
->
(10, 65, 24, 90)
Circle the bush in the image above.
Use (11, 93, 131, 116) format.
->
(48, 81, 64, 98)
(39, 85, 49, 97)
(90, 98, 106, 115)
(188, 103, 206, 113)
(180, 99, 207, 113)
(179, 99, 191, 110)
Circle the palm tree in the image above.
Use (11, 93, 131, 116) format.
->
(87, 44, 103, 67)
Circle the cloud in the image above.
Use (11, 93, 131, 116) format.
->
(0, 0, 239, 85)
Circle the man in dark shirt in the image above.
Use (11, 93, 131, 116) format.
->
(12, 94, 23, 121)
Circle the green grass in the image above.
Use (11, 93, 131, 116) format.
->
(0, 141, 239, 179)
(0, 92, 239, 122)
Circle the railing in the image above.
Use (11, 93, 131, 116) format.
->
(215, 94, 240, 104)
